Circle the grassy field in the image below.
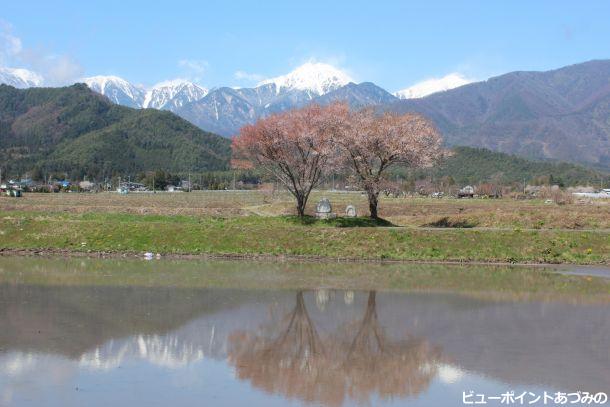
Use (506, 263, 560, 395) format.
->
(0, 191, 608, 264)
(0, 211, 608, 264)
(1, 190, 609, 229)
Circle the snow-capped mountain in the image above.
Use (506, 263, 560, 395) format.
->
(80, 334, 205, 370)
(81, 76, 208, 112)
(177, 63, 358, 136)
(394, 73, 472, 99)
(82, 75, 145, 108)
(315, 82, 398, 108)
(258, 62, 353, 96)
(179, 82, 397, 137)
(0, 67, 43, 88)
(4, 62, 472, 138)
(142, 79, 208, 111)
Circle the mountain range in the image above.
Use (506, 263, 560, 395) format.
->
(1, 60, 609, 169)
(389, 60, 610, 170)
(82, 76, 209, 110)
(394, 73, 472, 99)
(0, 82, 605, 185)
(0, 67, 44, 89)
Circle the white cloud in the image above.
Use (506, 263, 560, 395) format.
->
(436, 363, 465, 384)
(234, 70, 264, 82)
(298, 55, 356, 82)
(0, 21, 23, 65)
(19, 49, 82, 86)
(0, 20, 82, 86)
(178, 59, 208, 82)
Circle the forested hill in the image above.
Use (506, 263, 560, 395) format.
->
(0, 84, 231, 179)
(429, 146, 608, 186)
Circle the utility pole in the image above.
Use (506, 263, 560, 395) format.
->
(232, 171, 236, 190)
(188, 172, 191, 192)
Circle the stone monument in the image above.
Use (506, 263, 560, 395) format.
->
(345, 205, 357, 217)
(315, 198, 336, 219)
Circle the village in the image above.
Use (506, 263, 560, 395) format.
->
(2, 174, 609, 202)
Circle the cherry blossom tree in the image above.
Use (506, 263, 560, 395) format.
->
(232, 104, 347, 217)
(336, 108, 442, 219)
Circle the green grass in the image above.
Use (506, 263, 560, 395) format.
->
(1, 211, 608, 264)
(1, 256, 608, 301)
(281, 215, 395, 227)
(3, 190, 610, 230)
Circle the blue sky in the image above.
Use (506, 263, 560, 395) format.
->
(1, 0, 610, 90)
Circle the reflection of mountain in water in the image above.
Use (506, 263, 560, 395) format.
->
(79, 334, 206, 369)
(0, 284, 264, 359)
(1, 283, 609, 399)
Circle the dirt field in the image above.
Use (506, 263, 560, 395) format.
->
(1, 190, 608, 230)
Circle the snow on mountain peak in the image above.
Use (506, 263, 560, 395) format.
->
(142, 79, 208, 110)
(80, 75, 208, 111)
(150, 78, 193, 89)
(81, 75, 145, 107)
(258, 62, 353, 95)
(395, 73, 472, 99)
(0, 67, 44, 88)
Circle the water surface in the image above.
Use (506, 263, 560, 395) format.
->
(0, 257, 608, 406)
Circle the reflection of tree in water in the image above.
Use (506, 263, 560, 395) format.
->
(228, 291, 345, 405)
(228, 291, 444, 406)
(342, 291, 443, 402)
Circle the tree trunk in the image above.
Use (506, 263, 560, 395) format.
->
(367, 191, 379, 219)
(296, 195, 306, 217)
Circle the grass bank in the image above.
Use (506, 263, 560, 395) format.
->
(1, 256, 608, 302)
(0, 211, 608, 264)
(2, 191, 609, 230)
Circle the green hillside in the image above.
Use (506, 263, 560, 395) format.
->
(429, 146, 608, 186)
(0, 84, 231, 179)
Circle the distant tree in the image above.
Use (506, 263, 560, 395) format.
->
(232, 103, 346, 216)
(152, 170, 168, 190)
(336, 109, 442, 219)
(30, 167, 44, 182)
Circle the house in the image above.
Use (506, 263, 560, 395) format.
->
(458, 185, 475, 198)
(79, 180, 95, 191)
(180, 180, 192, 191)
(119, 181, 146, 191)
(573, 189, 610, 199)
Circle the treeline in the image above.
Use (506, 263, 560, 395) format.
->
(408, 147, 609, 187)
(10, 147, 608, 190)
(134, 169, 262, 190)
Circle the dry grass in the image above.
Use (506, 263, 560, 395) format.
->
(1, 190, 608, 230)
